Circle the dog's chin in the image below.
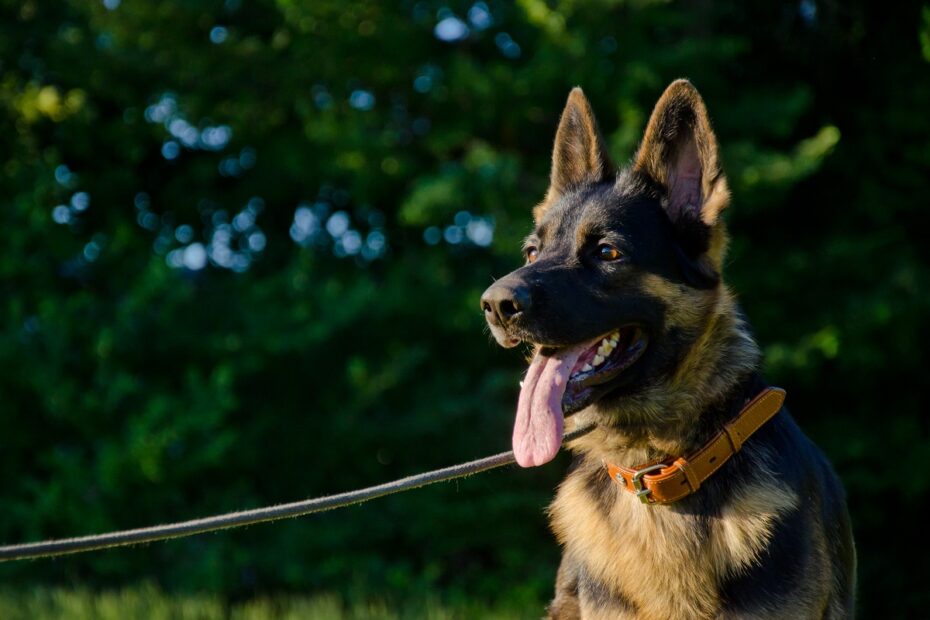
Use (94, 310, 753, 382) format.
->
(488, 325, 524, 349)
(552, 326, 649, 416)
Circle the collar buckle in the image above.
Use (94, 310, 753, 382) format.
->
(629, 464, 666, 504)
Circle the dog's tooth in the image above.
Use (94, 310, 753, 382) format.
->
(582, 363, 593, 372)
(604, 340, 616, 352)
(597, 345, 609, 357)
(593, 355, 604, 366)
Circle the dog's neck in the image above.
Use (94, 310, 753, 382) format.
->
(566, 286, 762, 467)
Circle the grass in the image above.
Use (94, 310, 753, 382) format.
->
(0, 585, 540, 620)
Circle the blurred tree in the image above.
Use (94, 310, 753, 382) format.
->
(0, 0, 928, 615)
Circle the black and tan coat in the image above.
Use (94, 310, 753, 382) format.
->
(481, 81, 856, 619)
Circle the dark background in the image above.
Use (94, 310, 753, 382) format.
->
(1, 0, 928, 616)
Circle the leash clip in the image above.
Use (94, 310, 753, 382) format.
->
(630, 464, 666, 505)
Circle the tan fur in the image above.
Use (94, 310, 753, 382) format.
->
(711, 478, 800, 575)
(582, 605, 637, 620)
(705, 222, 730, 274)
(549, 459, 800, 619)
(533, 192, 559, 225)
(551, 469, 702, 619)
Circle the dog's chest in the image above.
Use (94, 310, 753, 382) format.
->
(548, 465, 798, 619)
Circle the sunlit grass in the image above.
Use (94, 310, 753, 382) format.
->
(0, 584, 539, 620)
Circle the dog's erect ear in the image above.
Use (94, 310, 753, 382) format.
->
(634, 80, 730, 258)
(534, 88, 614, 222)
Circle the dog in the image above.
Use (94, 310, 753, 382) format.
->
(480, 80, 856, 619)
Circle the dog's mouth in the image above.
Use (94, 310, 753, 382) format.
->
(512, 325, 648, 468)
(564, 326, 648, 392)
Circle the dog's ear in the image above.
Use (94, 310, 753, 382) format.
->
(634, 80, 730, 267)
(534, 88, 614, 223)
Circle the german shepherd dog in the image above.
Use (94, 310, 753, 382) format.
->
(480, 81, 856, 619)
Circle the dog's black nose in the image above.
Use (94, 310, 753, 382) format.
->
(481, 281, 532, 326)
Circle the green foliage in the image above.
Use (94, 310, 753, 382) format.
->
(1, 0, 929, 616)
(922, 6, 930, 61)
(0, 585, 538, 620)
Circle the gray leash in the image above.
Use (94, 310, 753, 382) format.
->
(0, 425, 595, 562)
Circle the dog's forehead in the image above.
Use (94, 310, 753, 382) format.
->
(536, 176, 659, 245)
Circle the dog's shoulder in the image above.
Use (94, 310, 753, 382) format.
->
(727, 407, 857, 616)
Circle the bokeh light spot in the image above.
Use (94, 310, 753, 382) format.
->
(247, 231, 266, 252)
(326, 211, 350, 238)
(134, 192, 150, 210)
(444, 225, 464, 244)
(183, 243, 207, 270)
(210, 26, 229, 44)
(468, 2, 492, 30)
(434, 16, 469, 42)
(83, 241, 101, 261)
(162, 141, 181, 160)
(52, 205, 71, 225)
(423, 226, 441, 245)
(175, 224, 194, 243)
(239, 147, 256, 169)
(495, 32, 521, 58)
(349, 90, 376, 111)
(799, 0, 818, 25)
(70, 192, 90, 212)
(342, 230, 362, 255)
(55, 164, 75, 186)
(414, 75, 432, 93)
(467, 217, 495, 247)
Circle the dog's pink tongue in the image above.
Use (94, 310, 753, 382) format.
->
(513, 345, 587, 467)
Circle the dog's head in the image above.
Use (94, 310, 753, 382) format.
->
(481, 80, 734, 466)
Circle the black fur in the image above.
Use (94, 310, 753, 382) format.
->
(481, 83, 856, 618)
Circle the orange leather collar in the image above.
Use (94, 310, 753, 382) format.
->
(604, 387, 786, 505)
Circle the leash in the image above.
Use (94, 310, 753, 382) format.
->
(0, 425, 596, 563)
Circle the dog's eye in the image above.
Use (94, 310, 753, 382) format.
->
(525, 247, 539, 263)
(597, 243, 623, 262)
